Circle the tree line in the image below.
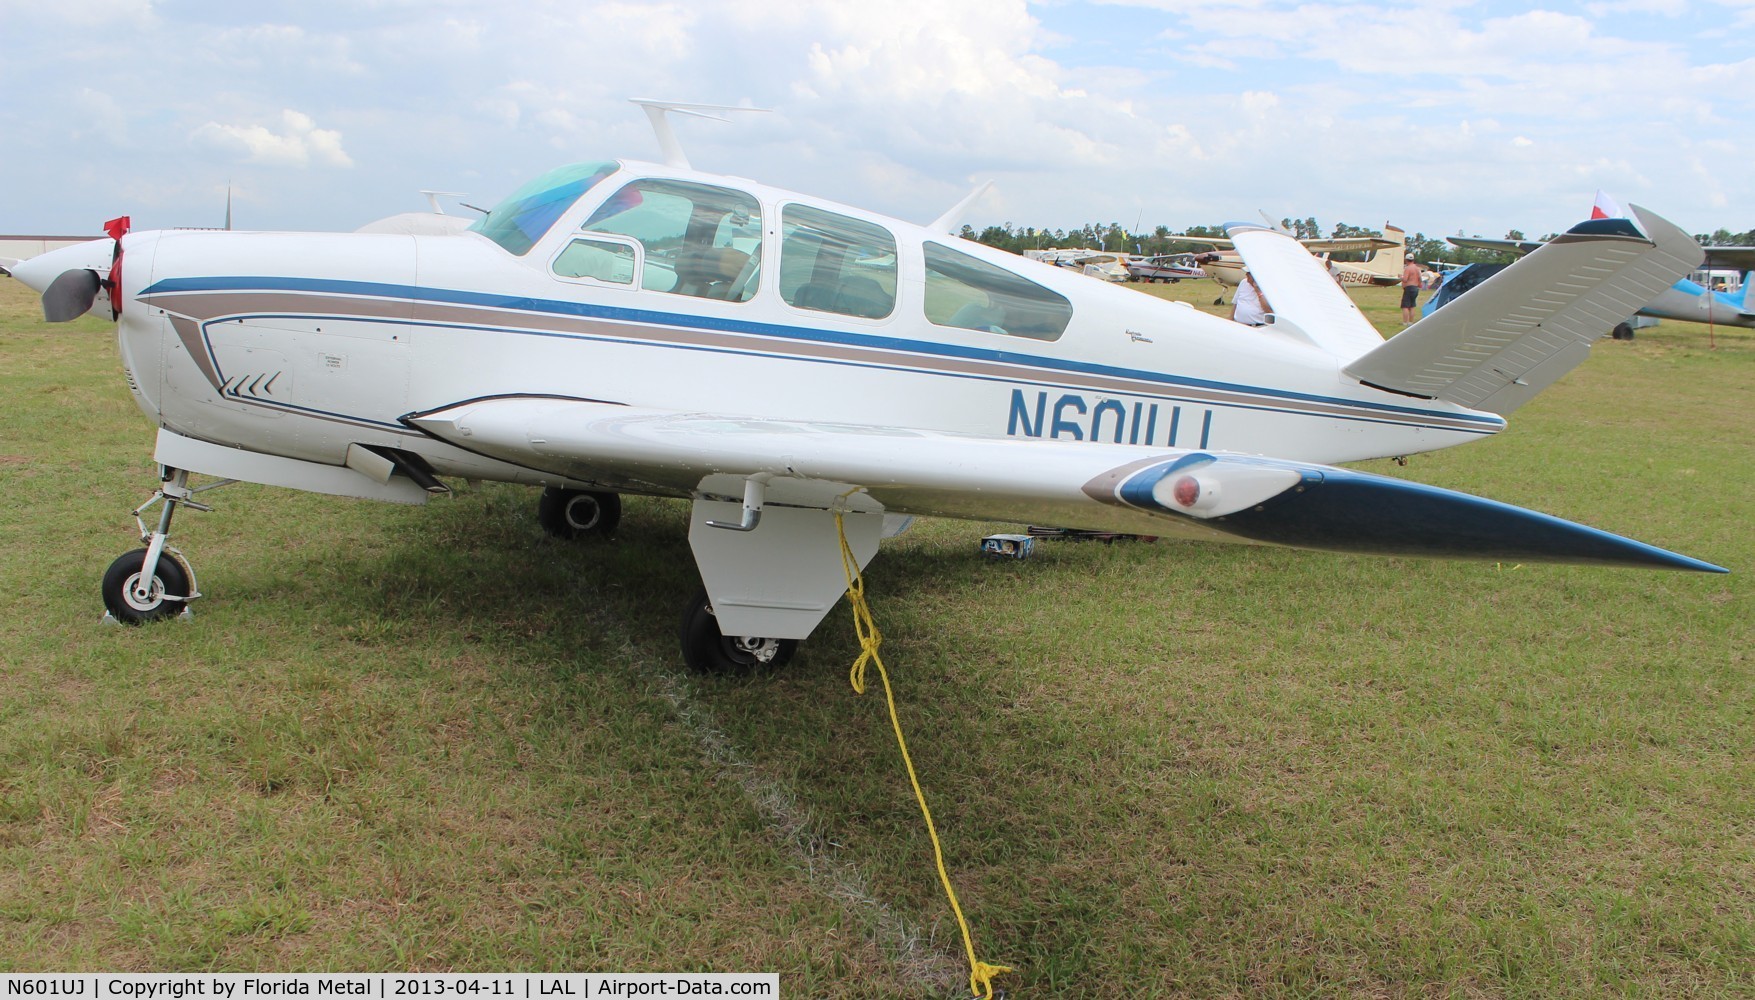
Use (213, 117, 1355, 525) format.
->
(956, 219, 1755, 265)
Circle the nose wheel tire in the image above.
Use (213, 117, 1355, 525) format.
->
(678, 589, 797, 674)
(101, 549, 191, 624)
(538, 488, 621, 539)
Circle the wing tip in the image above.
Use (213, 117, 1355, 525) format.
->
(1197, 463, 1726, 573)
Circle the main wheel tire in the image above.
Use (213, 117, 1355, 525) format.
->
(1611, 322, 1635, 341)
(538, 488, 621, 539)
(102, 549, 191, 624)
(678, 589, 797, 674)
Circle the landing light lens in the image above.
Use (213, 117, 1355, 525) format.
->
(1172, 476, 1200, 508)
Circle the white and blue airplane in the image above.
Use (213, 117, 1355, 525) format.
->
(2, 103, 1725, 671)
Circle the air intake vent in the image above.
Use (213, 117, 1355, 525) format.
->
(123, 367, 139, 393)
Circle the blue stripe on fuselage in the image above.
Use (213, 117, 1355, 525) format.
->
(144, 275, 1507, 431)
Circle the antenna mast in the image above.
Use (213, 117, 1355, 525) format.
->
(628, 99, 770, 170)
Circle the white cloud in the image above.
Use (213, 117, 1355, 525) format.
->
(1, 0, 1751, 238)
(0, 0, 153, 28)
(1585, 0, 1689, 14)
(191, 110, 354, 169)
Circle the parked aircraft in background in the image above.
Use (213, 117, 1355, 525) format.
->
(1022, 248, 1130, 282)
(1075, 253, 1130, 282)
(1448, 192, 1755, 333)
(1125, 253, 1206, 283)
(1168, 225, 1406, 292)
(2, 104, 1724, 676)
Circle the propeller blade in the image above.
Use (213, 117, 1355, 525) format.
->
(42, 268, 101, 322)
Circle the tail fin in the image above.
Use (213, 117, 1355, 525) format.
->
(1355, 224, 1406, 281)
(1228, 223, 1385, 360)
(1344, 206, 1701, 414)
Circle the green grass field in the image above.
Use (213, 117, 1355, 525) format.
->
(0, 277, 1749, 997)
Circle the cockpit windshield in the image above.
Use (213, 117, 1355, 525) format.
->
(469, 161, 619, 256)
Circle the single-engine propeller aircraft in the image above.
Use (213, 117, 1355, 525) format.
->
(1167, 224, 1406, 293)
(4, 102, 1726, 672)
(1125, 253, 1206, 283)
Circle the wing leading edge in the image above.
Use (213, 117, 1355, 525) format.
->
(404, 396, 1723, 573)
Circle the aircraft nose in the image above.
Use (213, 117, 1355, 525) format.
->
(4, 238, 115, 319)
(114, 231, 167, 423)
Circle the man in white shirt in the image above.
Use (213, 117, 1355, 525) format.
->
(1232, 271, 1271, 326)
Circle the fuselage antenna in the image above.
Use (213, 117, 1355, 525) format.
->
(629, 99, 771, 170)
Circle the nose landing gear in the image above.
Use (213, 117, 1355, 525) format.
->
(101, 467, 225, 624)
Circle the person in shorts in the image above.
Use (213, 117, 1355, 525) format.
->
(1400, 253, 1422, 325)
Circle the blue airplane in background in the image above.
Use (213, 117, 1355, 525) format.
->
(1438, 192, 1755, 336)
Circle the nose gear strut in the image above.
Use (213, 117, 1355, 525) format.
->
(100, 467, 230, 625)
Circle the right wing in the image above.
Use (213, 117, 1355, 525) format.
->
(404, 396, 1721, 572)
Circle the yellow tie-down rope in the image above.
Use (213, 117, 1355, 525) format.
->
(835, 509, 1012, 1000)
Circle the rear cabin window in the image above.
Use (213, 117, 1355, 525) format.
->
(469, 161, 618, 256)
(778, 205, 897, 319)
(579, 179, 762, 301)
(924, 241, 1073, 341)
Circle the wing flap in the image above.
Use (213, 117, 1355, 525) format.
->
(1346, 207, 1703, 414)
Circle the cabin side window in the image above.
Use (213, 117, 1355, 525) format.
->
(579, 179, 763, 301)
(551, 235, 640, 287)
(778, 205, 897, 320)
(923, 241, 1072, 342)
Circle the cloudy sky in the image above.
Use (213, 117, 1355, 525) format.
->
(3, 0, 1751, 244)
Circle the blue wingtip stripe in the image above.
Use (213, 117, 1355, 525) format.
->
(1113, 457, 1724, 573)
(1218, 467, 1725, 572)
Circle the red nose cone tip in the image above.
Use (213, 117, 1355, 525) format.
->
(1172, 476, 1200, 508)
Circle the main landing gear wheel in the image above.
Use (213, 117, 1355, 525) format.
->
(101, 549, 191, 624)
(538, 488, 621, 539)
(678, 589, 797, 674)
